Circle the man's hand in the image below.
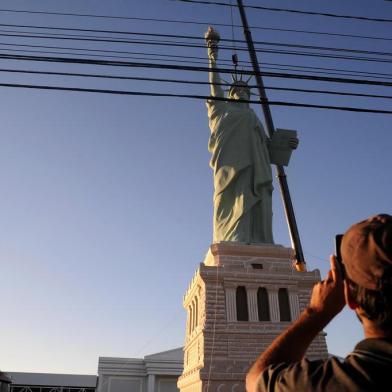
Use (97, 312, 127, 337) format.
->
(246, 256, 346, 392)
(308, 255, 345, 323)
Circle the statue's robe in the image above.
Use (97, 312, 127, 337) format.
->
(207, 99, 274, 243)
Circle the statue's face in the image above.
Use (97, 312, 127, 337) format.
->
(229, 83, 250, 101)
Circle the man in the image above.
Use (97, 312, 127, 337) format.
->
(246, 213, 392, 391)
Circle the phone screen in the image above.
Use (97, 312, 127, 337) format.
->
(335, 234, 344, 274)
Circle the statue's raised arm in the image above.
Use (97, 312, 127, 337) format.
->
(205, 27, 224, 98)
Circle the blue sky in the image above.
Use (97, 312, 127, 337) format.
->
(1, 0, 391, 374)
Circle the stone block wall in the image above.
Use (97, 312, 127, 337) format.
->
(178, 243, 329, 392)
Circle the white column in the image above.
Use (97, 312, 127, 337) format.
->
(289, 290, 300, 320)
(147, 374, 155, 392)
(225, 287, 236, 322)
(268, 289, 280, 322)
(247, 288, 258, 322)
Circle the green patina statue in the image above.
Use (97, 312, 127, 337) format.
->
(204, 27, 298, 244)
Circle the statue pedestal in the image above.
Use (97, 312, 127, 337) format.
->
(177, 242, 328, 392)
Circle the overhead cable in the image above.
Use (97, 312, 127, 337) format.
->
(1, 53, 392, 87)
(0, 11, 390, 42)
(175, 0, 392, 24)
(2, 29, 392, 59)
(1, 81, 391, 114)
(0, 41, 238, 64)
(1, 42, 390, 80)
(0, 46, 220, 66)
(1, 67, 391, 100)
(1, 32, 391, 64)
(0, 42, 392, 79)
(2, 48, 386, 80)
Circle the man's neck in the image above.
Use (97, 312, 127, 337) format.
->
(360, 311, 391, 339)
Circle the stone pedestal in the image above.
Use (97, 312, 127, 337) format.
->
(177, 243, 328, 392)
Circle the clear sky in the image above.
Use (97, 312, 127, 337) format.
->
(1, 0, 391, 375)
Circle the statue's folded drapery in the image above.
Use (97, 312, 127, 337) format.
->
(207, 99, 274, 244)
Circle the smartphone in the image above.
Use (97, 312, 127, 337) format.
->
(335, 234, 345, 275)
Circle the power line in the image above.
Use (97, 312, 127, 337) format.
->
(1, 81, 391, 114)
(1, 67, 391, 100)
(0, 46, 219, 66)
(1, 31, 391, 65)
(256, 62, 392, 80)
(262, 86, 392, 100)
(1, 41, 390, 80)
(1, 41, 391, 80)
(0, 49, 205, 66)
(0, 8, 161, 21)
(251, 26, 392, 43)
(257, 64, 392, 79)
(0, 40, 241, 64)
(0, 28, 209, 44)
(10, 45, 369, 79)
(254, 40, 392, 58)
(6, 49, 382, 79)
(2, 28, 392, 59)
(1, 53, 392, 87)
(254, 48, 392, 64)
(175, 0, 392, 24)
(0, 11, 390, 42)
(0, 31, 206, 47)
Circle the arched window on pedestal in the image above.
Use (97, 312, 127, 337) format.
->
(236, 286, 249, 321)
(188, 305, 193, 334)
(194, 296, 198, 330)
(278, 288, 291, 322)
(257, 287, 270, 321)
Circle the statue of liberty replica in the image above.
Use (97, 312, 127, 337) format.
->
(177, 27, 325, 392)
(205, 27, 298, 245)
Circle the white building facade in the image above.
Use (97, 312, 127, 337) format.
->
(5, 348, 183, 392)
(97, 348, 182, 392)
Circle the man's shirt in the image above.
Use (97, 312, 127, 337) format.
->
(257, 338, 392, 391)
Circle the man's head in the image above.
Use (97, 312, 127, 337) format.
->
(341, 214, 392, 290)
(341, 214, 392, 333)
(228, 80, 251, 101)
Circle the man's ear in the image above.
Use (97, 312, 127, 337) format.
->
(344, 280, 359, 310)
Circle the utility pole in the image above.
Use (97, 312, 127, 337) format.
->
(236, 0, 306, 271)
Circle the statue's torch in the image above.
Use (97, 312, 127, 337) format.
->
(204, 26, 220, 57)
